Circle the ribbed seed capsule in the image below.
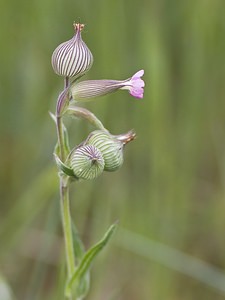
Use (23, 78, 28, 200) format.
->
(86, 130, 124, 172)
(70, 145, 104, 180)
(51, 23, 93, 78)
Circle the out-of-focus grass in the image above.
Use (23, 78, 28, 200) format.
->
(0, 0, 225, 299)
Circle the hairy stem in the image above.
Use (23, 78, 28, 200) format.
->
(60, 176, 75, 277)
(56, 76, 76, 299)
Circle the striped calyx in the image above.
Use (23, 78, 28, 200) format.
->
(51, 23, 93, 78)
(70, 145, 104, 180)
(69, 70, 145, 102)
(70, 80, 121, 102)
(86, 130, 124, 172)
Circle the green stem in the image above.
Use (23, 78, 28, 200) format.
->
(57, 117, 76, 299)
(59, 176, 75, 278)
(56, 77, 76, 299)
(67, 105, 108, 132)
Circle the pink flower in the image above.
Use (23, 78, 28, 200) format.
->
(70, 70, 145, 102)
(120, 70, 145, 99)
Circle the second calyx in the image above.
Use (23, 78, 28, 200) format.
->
(54, 129, 136, 181)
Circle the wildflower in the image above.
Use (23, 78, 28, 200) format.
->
(120, 70, 145, 98)
(69, 70, 145, 101)
(51, 23, 93, 78)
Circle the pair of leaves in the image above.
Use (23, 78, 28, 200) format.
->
(66, 223, 117, 299)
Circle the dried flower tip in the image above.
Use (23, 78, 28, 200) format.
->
(70, 70, 145, 102)
(73, 22, 85, 32)
(51, 23, 93, 78)
(115, 130, 136, 145)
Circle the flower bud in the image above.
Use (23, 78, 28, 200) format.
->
(70, 145, 104, 180)
(51, 23, 93, 78)
(86, 130, 124, 172)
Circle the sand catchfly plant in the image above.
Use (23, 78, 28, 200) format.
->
(51, 22, 144, 300)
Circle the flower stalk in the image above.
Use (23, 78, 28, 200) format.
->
(55, 79, 76, 298)
(59, 176, 75, 278)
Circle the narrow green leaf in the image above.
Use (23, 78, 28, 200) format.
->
(72, 222, 85, 263)
(62, 125, 71, 157)
(54, 153, 77, 178)
(71, 222, 90, 299)
(49, 111, 71, 156)
(65, 223, 117, 297)
(54, 142, 60, 157)
(73, 272, 90, 300)
(49, 111, 56, 122)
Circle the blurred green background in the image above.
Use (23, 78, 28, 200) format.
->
(1, 0, 225, 299)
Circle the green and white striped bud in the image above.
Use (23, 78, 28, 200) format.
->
(86, 130, 124, 172)
(70, 145, 104, 180)
(51, 23, 93, 78)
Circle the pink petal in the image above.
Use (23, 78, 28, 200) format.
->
(132, 78, 145, 88)
(130, 87, 144, 99)
(132, 69, 144, 79)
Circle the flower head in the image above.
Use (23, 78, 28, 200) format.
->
(120, 70, 145, 98)
(70, 70, 145, 102)
(51, 23, 93, 78)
